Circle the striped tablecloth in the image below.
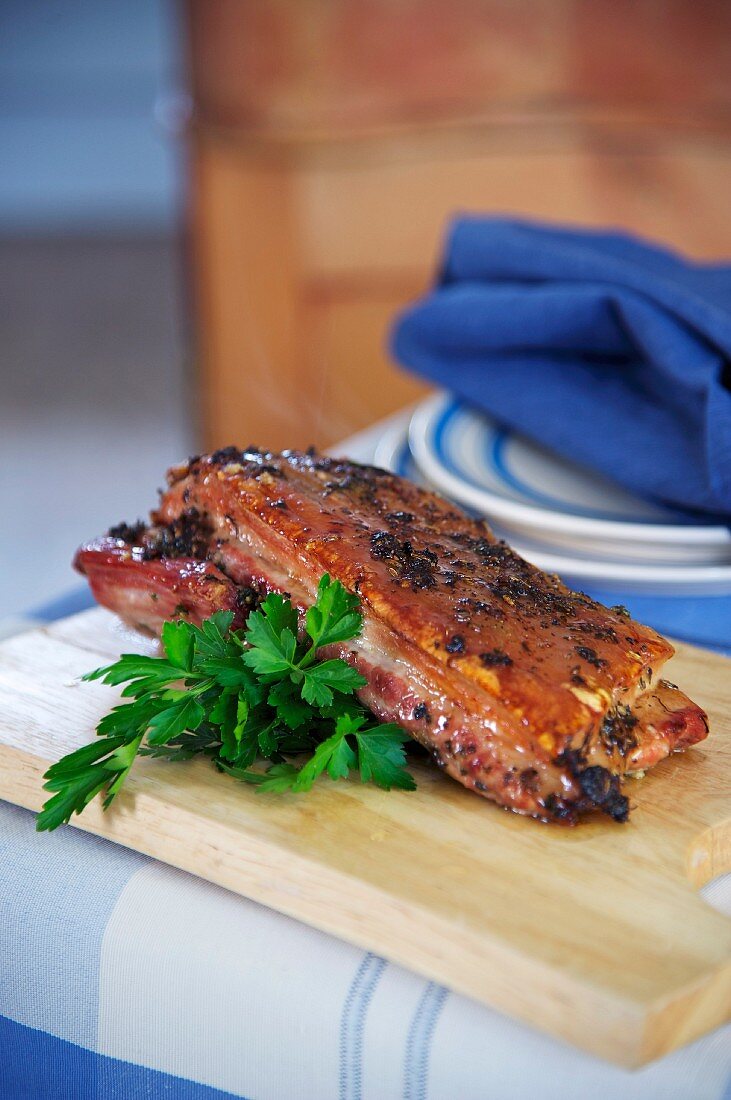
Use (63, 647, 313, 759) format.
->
(2, 418, 730, 1100)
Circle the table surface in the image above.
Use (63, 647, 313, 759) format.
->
(1, 412, 730, 1100)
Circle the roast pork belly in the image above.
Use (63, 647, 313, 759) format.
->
(74, 448, 708, 824)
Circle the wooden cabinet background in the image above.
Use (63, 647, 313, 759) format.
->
(184, 0, 731, 451)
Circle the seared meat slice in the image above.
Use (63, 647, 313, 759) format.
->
(75, 538, 257, 632)
(74, 448, 708, 824)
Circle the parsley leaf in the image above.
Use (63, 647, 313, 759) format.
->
(146, 695, 205, 745)
(241, 599, 298, 676)
(161, 620, 195, 671)
(140, 725, 222, 761)
(37, 574, 416, 831)
(227, 712, 414, 795)
(304, 573, 363, 651)
(301, 660, 366, 707)
(354, 725, 415, 790)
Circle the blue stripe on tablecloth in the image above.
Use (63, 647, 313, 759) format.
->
(404, 983, 448, 1100)
(27, 585, 96, 623)
(339, 953, 387, 1100)
(0, 802, 147, 1048)
(0, 1013, 246, 1100)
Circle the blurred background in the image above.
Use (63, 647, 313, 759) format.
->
(2, 0, 186, 615)
(2, 0, 731, 616)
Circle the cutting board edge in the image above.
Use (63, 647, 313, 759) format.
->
(640, 959, 731, 1065)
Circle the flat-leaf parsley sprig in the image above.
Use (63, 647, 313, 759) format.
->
(36, 575, 415, 832)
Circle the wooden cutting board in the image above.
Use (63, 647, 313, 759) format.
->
(0, 608, 729, 1067)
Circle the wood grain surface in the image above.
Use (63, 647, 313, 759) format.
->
(0, 608, 729, 1066)
(185, 0, 731, 451)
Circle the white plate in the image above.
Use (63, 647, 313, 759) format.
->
(373, 425, 731, 595)
(407, 393, 731, 564)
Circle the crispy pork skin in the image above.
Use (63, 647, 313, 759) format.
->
(74, 449, 708, 823)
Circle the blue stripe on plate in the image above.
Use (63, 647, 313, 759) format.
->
(28, 586, 96, 623)
(487, 425, 678, 523)
(0, 802, 147, 1047)
(0, 1013, 245, 1100)
(432, 397, 501, 499)
(487, 421, 625, 520)
(435, 396, 704, 525)
(339, 953, 387, 1100)
(432, 396, 597, 514)
(403, 983, 448, 1100)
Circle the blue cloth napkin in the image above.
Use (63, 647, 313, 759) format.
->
(391, 217, 731, 518)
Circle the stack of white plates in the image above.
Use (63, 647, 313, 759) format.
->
(374, 392, 731, 595)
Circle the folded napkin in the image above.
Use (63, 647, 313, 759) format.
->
(391, 217, 731, 518)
